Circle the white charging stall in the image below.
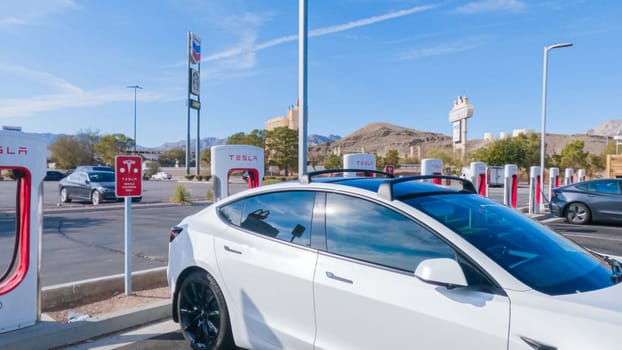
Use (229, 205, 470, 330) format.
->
(0, 130, 46, 333)
(577, 169, 586, 182)
(343, 153, 376, 177)
(564, 168, 574, 185)
(211, 145, 264, 202)
(470, 162, 487, 196)
(529, 166, 541, 214)
(421, 158, 443, 184)
(503, 164, 519, 208)
(548, 167, 559, 205)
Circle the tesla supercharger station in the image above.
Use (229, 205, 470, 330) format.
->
(577, 169, 586, 182)
(548, 167, 560, 206)
(564, 168, 574, 185)
(343, 153, 375, 177)
(0, 130, 46, 333)
(211, 145, 264, 202)
(529, 166, 541, 214)
(503, 164, 519, 208)
(470, 162, 487, 196)
(421, 158, 443, 184)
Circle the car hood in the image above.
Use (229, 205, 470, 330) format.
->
(509, 283, 622, 349)
(554, 281, 622, 315)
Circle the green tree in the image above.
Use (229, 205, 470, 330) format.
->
(49, 135, 96, 169)
(374, 153, 385, 171)
(324, 154, 342, 169)
(265, 127, 298, 176)
(227, 129, 265, 148)
(559, 140, 588, 170)
(94, 134, 134, 166)
(471, 134, 541, 170)
(384, 149, 400, 167)
(200, 147, 211, 168)
(159, 147, 186, 167)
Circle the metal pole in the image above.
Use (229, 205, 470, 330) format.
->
(124, 197, 132, 295)
(539, 43, 572, 210)
(186, 32, 191, 176)
(298, 0, 308, 178)
(539, 46, 548, 212)
(196, 63, 201, 177)
(127, 85, 142, 155)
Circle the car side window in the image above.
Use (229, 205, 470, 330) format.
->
(325, 193, 455, 272)
(219, 191, 315, 246)
(588, 180, 621, 194)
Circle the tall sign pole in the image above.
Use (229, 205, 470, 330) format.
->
(187, 32, 202, 176)
(448, 96, 474, 160)
(298, 0, 308, 178)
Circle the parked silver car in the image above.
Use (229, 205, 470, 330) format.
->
(549, 178, 622, 225)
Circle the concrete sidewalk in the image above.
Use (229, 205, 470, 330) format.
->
(0, 268, 171, 350)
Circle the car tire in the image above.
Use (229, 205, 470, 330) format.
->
(91, 190, 102, 206)
(177, 270, 234, 350)
(566, 202, 591, 225)
(60, 188, 71, 203)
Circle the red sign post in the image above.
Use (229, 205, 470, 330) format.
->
(115, 155, 142, 197)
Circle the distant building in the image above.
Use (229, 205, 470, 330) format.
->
(265, 101, 299, 131)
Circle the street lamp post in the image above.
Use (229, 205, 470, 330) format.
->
(540, 43, 572, 212)
(127, 85, 143, 154)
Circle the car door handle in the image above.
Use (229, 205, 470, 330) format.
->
(224, 245, 242, 255)
(325, 271, 353, 284)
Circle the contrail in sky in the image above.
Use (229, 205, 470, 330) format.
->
(203, 4, 439, 62)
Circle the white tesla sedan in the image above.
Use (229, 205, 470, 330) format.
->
(167, 171, 622, 350)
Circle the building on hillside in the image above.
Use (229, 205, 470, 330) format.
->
(265, 101, 299, 131)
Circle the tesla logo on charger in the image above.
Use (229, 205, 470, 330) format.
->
(0, 146, 28, 155)
(355, 160, 373, 166)
(228, 154, 258, 163)
(115, 155, 142, 197)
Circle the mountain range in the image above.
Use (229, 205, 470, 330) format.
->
(22, 119, 622, 156)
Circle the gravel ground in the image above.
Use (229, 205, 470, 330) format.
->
(44, 287, 170, 323)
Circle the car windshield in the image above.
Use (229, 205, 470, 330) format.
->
(88, 172, 115, 182)
(403, 193, 615, 295)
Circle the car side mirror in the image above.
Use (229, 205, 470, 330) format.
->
(414, 258, 468, 289)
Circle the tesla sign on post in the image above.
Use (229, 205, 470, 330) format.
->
(115, 155, 142, 295)
(115, 155, 142, 197)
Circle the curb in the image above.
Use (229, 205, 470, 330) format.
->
(42, 268, 167, 311)
(0, 268, 172, 350)
(0, 301, 171, 350)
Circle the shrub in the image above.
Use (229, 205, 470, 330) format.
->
(184, 174, 195, 181)
(171, 184, 192, 205)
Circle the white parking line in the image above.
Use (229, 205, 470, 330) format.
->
(60, 319, 179, 350)
(563, 233, 622, 243)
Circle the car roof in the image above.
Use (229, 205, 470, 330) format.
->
(298, 169, 476, 200)
(75, 165, 114, 171)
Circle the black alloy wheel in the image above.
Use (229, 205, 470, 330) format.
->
(178, 271, 234, 350)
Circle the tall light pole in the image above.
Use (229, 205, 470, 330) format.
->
(127, 85, 143, 154)
(540, 43, 572, 211)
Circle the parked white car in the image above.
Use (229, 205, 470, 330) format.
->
(151, 172, 172, 180)
(167, 170, 622, 350)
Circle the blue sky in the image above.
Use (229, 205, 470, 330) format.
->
(1, 0, 620, 148)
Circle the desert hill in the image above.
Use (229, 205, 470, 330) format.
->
(310, 122, 612, 159)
